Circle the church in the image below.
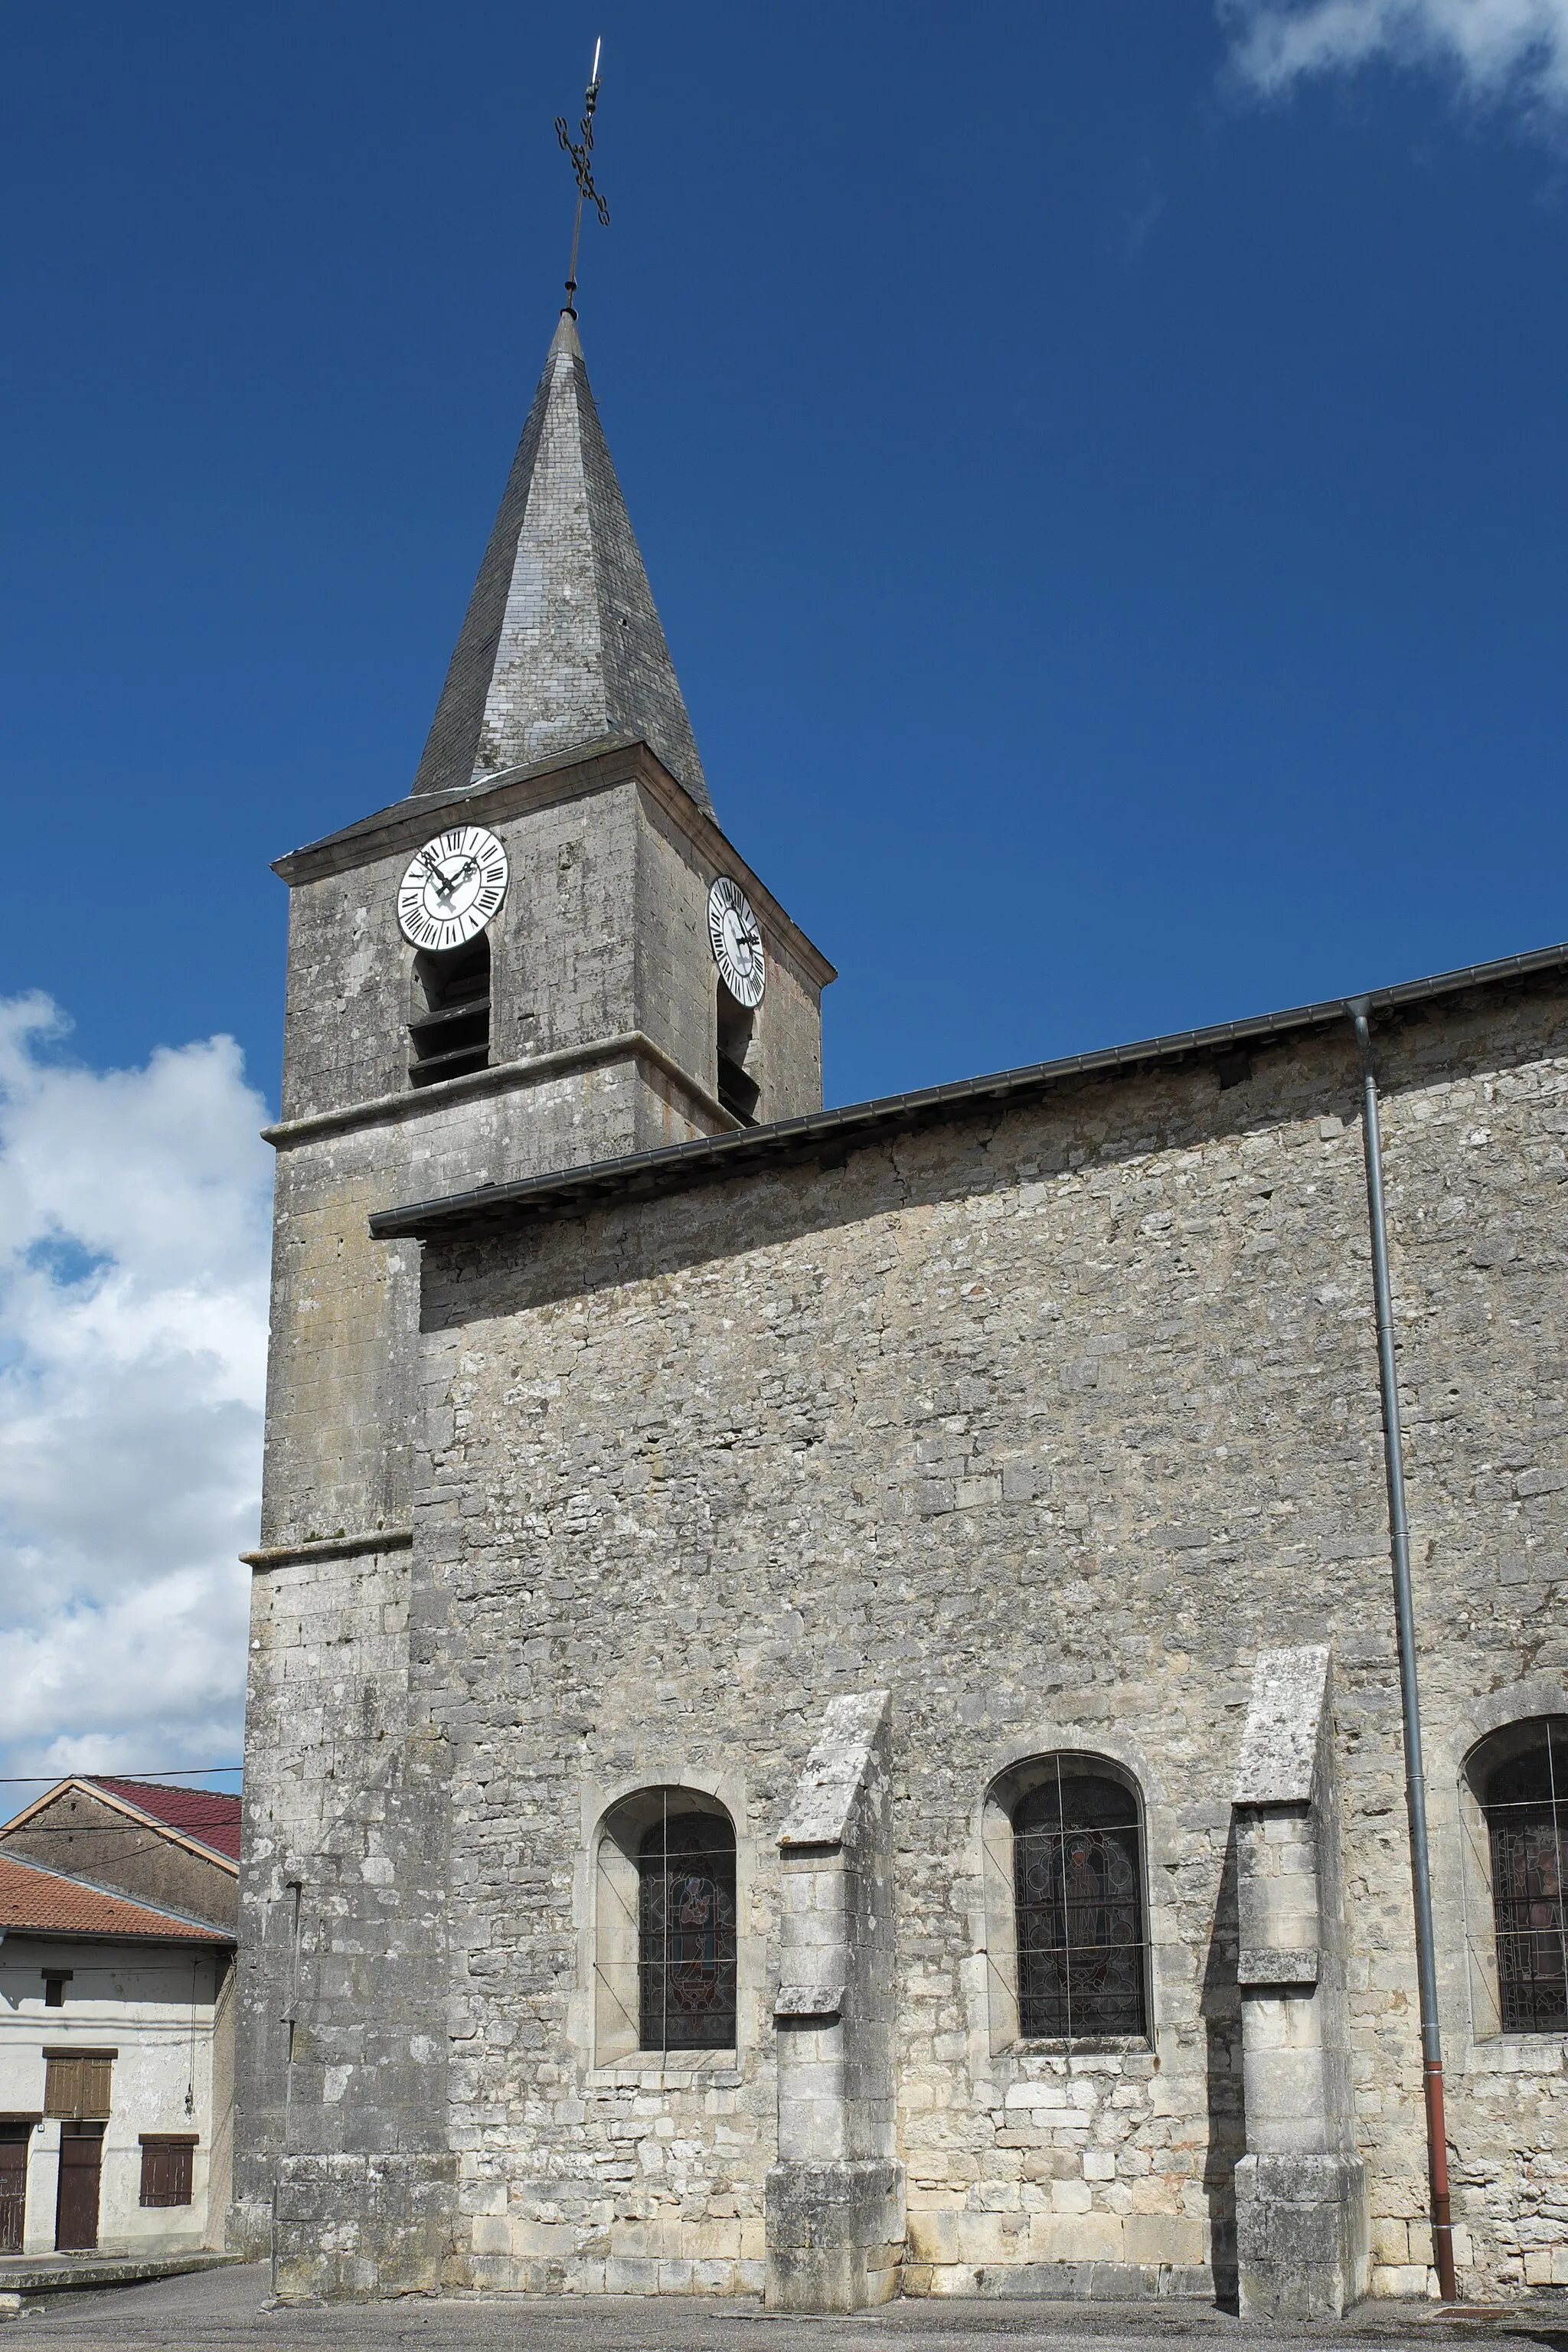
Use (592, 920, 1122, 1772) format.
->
(234, 301, 1568, 2316)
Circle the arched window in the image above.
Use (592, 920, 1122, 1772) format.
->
(1478, 1717, 1568, 2034)
(636, 1812, 737, 2052)
(1012, 1761, 1147, 2040)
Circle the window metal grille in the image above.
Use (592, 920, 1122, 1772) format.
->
(1485, 1723, 1568, 2034)
(637, 1812, 737, 2051)
(1013, 1766, 1147, 2040)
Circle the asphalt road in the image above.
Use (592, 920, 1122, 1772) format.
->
(4, 2267, 1567, 2352)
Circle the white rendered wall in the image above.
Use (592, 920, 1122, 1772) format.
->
(0, 1936, 227, 2254)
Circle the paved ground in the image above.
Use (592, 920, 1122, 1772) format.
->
(3, 2267, 1568, 2352)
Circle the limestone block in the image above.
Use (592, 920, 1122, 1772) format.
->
(1025, 2210, 1125, 2262)
(604, 2256, 659, 2293)
(1122, 2212, 1205, 2266)
(764, 2159, 905, 2313)
(1370, 2215, 1410, 2265)
(906, 2209, 962, 2264)
(1373, 2262, 1432, 2298)
(1236, 2151, 1368, 2321)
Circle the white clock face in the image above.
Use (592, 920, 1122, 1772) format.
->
(397, 825, 508, 952)
(707, 877, 766, 1009)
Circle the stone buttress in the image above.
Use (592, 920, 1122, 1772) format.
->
(1232, 1645, 1367, 2318)
(766, 1692, 903, 2311)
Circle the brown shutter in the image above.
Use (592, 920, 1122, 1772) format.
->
(43, 2054, 113, 2120)
(138, 2136, 195, 2207)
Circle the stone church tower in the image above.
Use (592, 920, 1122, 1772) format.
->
(235, 312, 832, 2280)
(238, 302, 1568, 2317)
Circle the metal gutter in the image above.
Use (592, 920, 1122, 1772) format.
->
(370, 936, 1568, 1243)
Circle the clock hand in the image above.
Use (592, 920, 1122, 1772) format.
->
(426, 851, 482, 892)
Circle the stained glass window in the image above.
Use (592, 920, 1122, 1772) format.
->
(1485, 1720, 1568, 2035)
(1013, 1766, 1147, 2041)
(638, 1812, 738, 2051)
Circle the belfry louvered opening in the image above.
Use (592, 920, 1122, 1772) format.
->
(409, 936, 490, 1086)
(716, 988, 759, 1125)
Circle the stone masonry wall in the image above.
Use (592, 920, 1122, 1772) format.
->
(233, 1536, 455, 2288)
(407, 972, 1568, 2300)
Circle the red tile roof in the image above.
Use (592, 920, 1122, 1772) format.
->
(88, 1779, 241, 1863)
(0, 1852, 230, 1943)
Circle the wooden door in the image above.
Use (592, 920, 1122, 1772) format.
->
(0, 2128, 27, 2252)
(54, 2126, 103, 2252)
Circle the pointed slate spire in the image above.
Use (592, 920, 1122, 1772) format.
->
(411, 313, 711, 813)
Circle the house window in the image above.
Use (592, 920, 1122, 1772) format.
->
(409, 934, 491, 1087)
(637, 1812, 738, 2051)
(139, 2136, 196, 2208)
(1012, 1762, 1148, 2040)
(42, 1972, 71, 2009)
(43, 2053, 113, 2122)
(1480, 1717, 1568, 2034)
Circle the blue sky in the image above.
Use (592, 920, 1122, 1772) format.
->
(5, 1, 1568, 1108)
(2, 0, 1568, 1772)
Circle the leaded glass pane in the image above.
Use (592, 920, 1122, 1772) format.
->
(1485, 1726, 1568, 2035)
(1013, 1769, 1147, 2040)
(638, 1813, 738, 2051)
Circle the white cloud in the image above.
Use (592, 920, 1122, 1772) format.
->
(0, 997, 271, 1788)
(1220, 0, 1568, 113)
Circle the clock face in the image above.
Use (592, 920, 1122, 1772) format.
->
(397, 825, 509, 952)
(707, 877, 766, 1009)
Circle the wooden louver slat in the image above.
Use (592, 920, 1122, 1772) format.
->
(44, 2054, 113, 2120)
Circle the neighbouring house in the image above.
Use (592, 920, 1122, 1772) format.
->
(0, 1778, 239, 1930)
(0, 1782, 239, 2256)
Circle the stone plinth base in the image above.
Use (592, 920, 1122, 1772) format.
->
(765, 2159, 905, 2311)
(1236, 2151, 1367, 2319)
(270, 2150, 458, 2302)
(902, 2259, 1213, 2300)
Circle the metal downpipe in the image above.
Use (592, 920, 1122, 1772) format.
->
(1347, 1000, 1457, 2302)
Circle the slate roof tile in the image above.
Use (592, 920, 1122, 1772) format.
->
(410, 312, 710, 812)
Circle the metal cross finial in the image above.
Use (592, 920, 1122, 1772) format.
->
(556, 37, 609, 318)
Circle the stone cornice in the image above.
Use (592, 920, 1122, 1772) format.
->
(263, 1029, 737, 1152)
(271, 737, 837, 992)
(242, 1528, 413, 1571)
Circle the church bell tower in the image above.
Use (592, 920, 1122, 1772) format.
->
(233, 309, 835, 2288)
